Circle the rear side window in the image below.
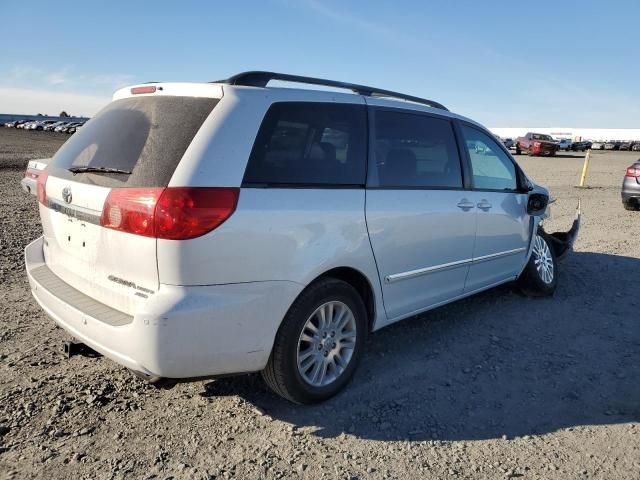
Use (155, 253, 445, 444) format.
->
(371, 110, 463, 188)
(48, 96, 218, 187)
(243, 102, 367, 186)
(461, 125, 518, 191)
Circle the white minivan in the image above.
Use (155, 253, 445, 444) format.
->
(25, 72, 579, 403)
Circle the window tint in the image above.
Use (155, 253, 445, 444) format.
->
(461, 125, 518, 190)
(532, 133, 553, 141)
(49, 96, 218, 188)
(243, 102, 367, 186)
(371, 110, 462, 188)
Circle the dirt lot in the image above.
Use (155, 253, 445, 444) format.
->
(0, 128, 638, 480)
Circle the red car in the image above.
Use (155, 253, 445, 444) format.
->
(515, 132, 559, 156)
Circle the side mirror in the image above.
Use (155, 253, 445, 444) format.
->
(527, 192, 549, 215)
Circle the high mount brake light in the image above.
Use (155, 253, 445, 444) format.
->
(131, 86, 157, 95)
(100, 187, 239, 240)
(37, 171, 49, 205)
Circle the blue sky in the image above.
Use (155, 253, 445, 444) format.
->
(2, 0, 639, 126)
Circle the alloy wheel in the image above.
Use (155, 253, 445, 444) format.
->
(296, 301, 357, 387)
(533, 234, 554, 284)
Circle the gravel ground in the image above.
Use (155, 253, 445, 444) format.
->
(0, 129, 639, 480)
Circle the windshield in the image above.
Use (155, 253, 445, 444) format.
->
(532, 134, 554, 141)
(48, 96, 218, 188)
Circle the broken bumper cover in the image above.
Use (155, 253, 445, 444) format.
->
(542, 200, 581, 260)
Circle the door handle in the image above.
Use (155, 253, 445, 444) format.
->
(457, 199, 475, 211)
(477, 200, 492, 211)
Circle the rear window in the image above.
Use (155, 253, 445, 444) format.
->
(48, 96, 218, 187)
(243, 102, 367, 186)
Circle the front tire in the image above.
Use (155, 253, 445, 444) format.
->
(517, 231, 558, 297)
(262, 278, 367, 404)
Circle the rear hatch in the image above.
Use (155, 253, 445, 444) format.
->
(39, 88, 220, 315)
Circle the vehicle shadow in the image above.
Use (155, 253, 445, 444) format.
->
(555, 153, 586, 158)
(201, 251, 640, 441)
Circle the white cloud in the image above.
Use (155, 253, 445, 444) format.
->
(0, 86, 110, 117)
(6, 64, 134, 92)
(45, 69, 71, 86)
(1, 64, 135, 116)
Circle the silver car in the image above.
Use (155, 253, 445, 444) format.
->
(622, 161, 640, 210)
(25, 71, 579, 404)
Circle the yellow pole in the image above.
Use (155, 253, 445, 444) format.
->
(578, 149, 591, 187)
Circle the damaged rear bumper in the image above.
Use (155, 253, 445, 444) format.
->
(542, 200, 581, 260)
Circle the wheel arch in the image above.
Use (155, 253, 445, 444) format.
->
(311, 266, 377, 333)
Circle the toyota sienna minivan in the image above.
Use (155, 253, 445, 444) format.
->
(25, 72, 579, 403)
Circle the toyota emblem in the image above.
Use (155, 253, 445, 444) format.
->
(62, 187, 72, 204)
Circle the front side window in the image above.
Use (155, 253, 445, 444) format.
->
(243, 102, 367, 186)
(461, 125, 518, 191)
(371, 110, 463, 188)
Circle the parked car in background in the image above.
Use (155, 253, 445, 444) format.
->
(604, 141, 620, 150)
(622, 161, 640, 210)
(571, 141, 592, 152)
(4, 120, 29, 128)
(59, 122, 82, 133)
(515, 132, 559, 156)
(67, 123, 84, 134)
(591, 141, 604, 150)
(632, 143, 640, 152)
(619, 142, 632, 151)
(557, 139, 572, 151)
(44, 121, 67, 132)
(26, 120, 58, 131)
(502, 138, 514, 149)
(21, 158, 50, 195)
(24, 71, 580, 403)
(17, 121, 33, 129)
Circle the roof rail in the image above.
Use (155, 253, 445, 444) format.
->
(212, 71, 448, 111)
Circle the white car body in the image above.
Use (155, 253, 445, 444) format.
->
(21, 158, 50, 195)
(25, 75, 564, 393)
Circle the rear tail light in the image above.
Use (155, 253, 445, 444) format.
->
(625, 167, 640, 177)
(37, 171, 49, 205)
(155, 187, 239, 240)
(101, 188, 163, 237)
(533, 142, 541, 148)
(100, 187, 239, 240)
(25, 168, 41, 180)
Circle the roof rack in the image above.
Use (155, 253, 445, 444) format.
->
(212, 71, 448, 111)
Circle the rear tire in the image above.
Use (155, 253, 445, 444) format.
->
(262, 278, 367, 404)
(624, 200, 638, 211)
(517, 231, 558, 297)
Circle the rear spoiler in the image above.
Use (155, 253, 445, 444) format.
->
(544, 200, 581, 260)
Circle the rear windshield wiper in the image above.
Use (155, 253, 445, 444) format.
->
(68, 166, 132, 175)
